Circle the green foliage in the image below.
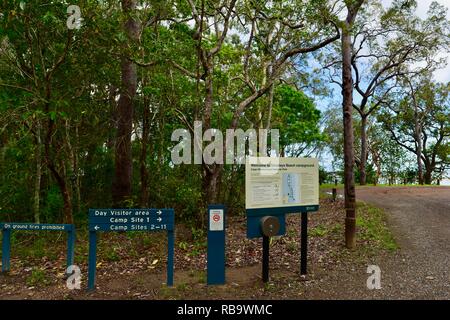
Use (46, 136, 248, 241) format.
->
(26, 268, 51, 287)
(41, 186, 64, 223)
(272, 85, 325, 156)
(319, 166, 333, 185)
(309, 225, 328, 237)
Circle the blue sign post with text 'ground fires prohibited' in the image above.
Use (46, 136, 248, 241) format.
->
(0, 223, 75, 274)
(87, 208, 175, 291)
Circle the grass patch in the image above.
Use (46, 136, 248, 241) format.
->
(11, 232, 66, 262)
(104, 246, 121, 262)
(320, 183, 439, 190)
(176, 282, 189, 291)
(356, 201, 398, 252)
(319, 183, 344, 190)
(286, 241, 297, 253)
(26, 268, 51, 287)
(309, 224, 328, 237)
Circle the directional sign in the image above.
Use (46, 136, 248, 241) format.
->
(0, 222, 75, 274)
(88, 209, 174, 232)
(0, 223, 72, 232)
(89, 223, 170, 232)
(87, 208, 175, 291)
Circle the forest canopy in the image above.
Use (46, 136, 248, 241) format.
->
(0, 0, 448, 228)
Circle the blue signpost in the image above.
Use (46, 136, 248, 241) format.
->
(0, 223, 75, 273)
(207, 204, 226, 285)
(87, 208, 175, 291)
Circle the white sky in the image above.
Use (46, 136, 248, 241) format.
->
(381, 0, 450, 82)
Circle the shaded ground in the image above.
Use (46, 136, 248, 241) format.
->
(1, 186, 448, 299)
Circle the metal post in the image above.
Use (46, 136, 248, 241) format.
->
(87, 231, 97, 291)
(2, 229, 11, 273)
(66, 228, 75, 269)
(262, 235, 270, 283)
(301, 212, 308, 275)
(167, 230, 174, 287)
(207, 205, 226, 285)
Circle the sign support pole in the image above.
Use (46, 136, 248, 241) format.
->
(207, 204, 226, 285)
(1, 228, 11, 273)
(300, 211, 308, 275)
(262, 235, 270, 283)
(87, 231, 97, 291)
(66, 227, 75, 269)
(167, 230, 174, 287)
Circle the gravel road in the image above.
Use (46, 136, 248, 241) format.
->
(356, 186, 450, 299)
(315, 186, 450, 299)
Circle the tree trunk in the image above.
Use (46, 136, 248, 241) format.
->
(202, 164, 221, 204)
(73, 126, 81, 215)
(65, 120, 81, 216)
(412, 90, 424, 185)
(359, 115, 368, 185)
(59, 168, 74, 225)
(415, 127, 424, 185)
(46, 156, 73, 224)
(139, 102, 150, 208)
(424, 166, 433, 185)
(33, 120, 42, 223)
(371, 149, 381, 186)
(44, 91, 73, 224)
(342, 16, 358, 249)
(112, 0, 139, 207)
(201, 59, 217, 206)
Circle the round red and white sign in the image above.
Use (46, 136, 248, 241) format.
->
(212, 214, 221, 222)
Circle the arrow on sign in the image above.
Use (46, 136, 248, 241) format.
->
(94, 225, 99, 231)
(157, 210, 162, 215)
(157, 217, 162, 222)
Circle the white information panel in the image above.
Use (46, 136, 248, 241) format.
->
(245, 157, 319, 209)
(209, 209, 224, 231)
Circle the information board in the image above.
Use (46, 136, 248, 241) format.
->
(245, 157, 319, 210)
(245, 157, 320, 280)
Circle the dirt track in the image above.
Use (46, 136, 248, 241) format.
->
(357, 186, 450, 254)
(354, 186, 450, 299)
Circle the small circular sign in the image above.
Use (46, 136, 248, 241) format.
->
(212, 214, 221, 222)
(260, 216, 280, 237)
